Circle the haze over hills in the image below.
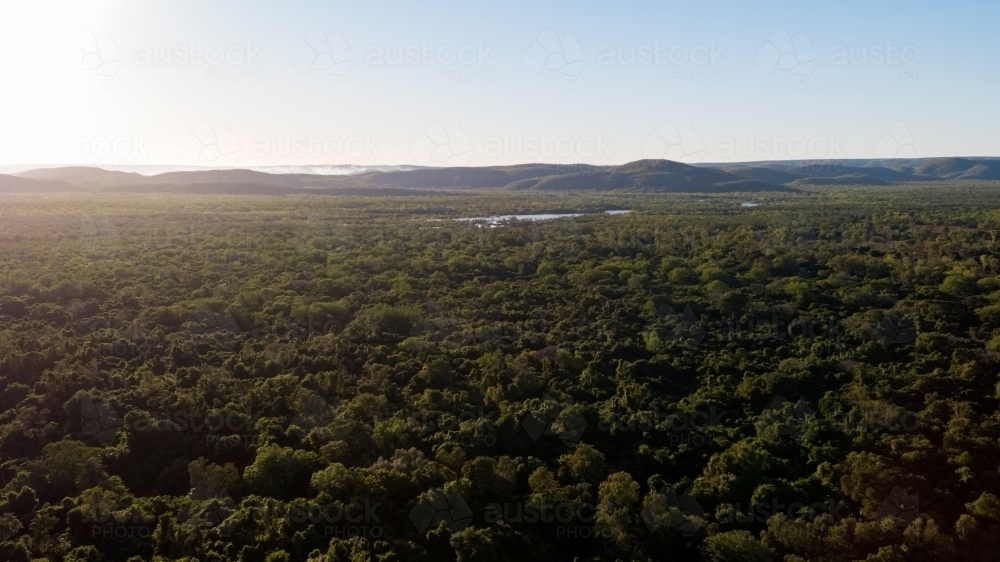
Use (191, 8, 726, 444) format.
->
(3, 157, 1000, 195)
(0, 163, 422, 176)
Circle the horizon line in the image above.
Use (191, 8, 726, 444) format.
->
(3, 155, 1000, 177)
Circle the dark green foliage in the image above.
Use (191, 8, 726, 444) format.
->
(2, 186, 1000, 561)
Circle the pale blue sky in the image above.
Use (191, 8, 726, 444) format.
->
(1, 0, 997, 168)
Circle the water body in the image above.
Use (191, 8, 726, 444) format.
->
(456, 213, 583, 222)
(450, 210, 630, 226)
(740, 202, 760, 207)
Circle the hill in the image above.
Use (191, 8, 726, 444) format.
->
(712, 157, 1000, 185)
(0, 174, 76, 193)
(505, 160, 797, 192)
(9, 160, 795, 194)
(8, 157, 1000, 195)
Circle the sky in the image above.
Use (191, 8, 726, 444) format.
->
(1, 0, 998, 170)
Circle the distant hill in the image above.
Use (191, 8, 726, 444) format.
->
(101, 182, 445, 197)
(17, 167, 329, 189)
(503, 160, 798, 192)
(718, 167, 807, 185)
(0, 163, 423, 175)
(0, 174, 76, 193)
(906, 158, 1000, 180)
(15, 166, 147, 187)
(6, 157, 1000, 195)
(344, 164, 603, 189)
(699, 156, 1000, 169)
(789, 174, 894, 187)
(711, 157, 1000, 185)
(8, 160, 796, 194)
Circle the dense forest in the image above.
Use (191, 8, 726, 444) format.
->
(2, 183, 1000, 561)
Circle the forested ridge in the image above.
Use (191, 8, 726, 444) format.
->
(9, 157, 999, 196)
(2, 185, 1000, 561)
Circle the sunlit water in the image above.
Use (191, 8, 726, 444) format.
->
(446, 210, 631, 226)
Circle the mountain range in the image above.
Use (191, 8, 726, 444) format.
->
(3, 157, 999, 195)
(706, 157, 1000, 186)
